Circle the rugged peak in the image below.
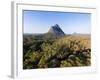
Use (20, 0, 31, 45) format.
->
(51, 24, 60, 28)
(48, 24, 65, 37)
(54, 24, 59, 27)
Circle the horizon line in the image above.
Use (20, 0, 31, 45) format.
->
(23, 32, 91, 34)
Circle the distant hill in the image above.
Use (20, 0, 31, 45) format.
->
(47, 24, 65, 37)
(24, 24, 66, 39)
(24, 24, 90, 39)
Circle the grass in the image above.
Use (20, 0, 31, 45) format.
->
(23, 35, 91, 69)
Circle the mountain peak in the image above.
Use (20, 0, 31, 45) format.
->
(47, 24, 65, 37)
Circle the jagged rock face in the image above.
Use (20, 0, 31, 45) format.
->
(48, 24, 65, 37)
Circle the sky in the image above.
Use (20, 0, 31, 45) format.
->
(23, 10, 91, 34)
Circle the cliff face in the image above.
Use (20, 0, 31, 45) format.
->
(24, 24, 65, 39)
(47, 24, 65, 37)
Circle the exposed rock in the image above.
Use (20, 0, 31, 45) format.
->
(47, 24, 65, 37)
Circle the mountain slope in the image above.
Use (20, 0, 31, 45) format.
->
(47, 24, 65, 37)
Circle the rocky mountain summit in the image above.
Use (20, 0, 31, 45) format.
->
(47, 24, 65, 37)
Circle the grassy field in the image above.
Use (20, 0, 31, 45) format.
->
(23, 34, 91, 69)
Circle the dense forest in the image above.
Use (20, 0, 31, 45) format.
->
(23, 34, 91, 69)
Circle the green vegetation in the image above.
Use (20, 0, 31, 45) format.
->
(23, 35, 91, 69)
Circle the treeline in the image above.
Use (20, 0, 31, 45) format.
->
(23, 35, 91, 69)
